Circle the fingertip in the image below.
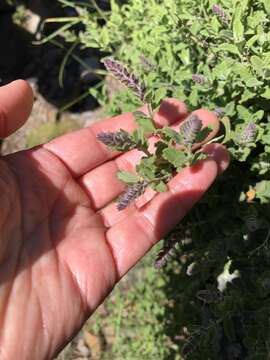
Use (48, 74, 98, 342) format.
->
(0, 79, 34, 138)
(192, 108, 220, 139)
(203, 143, 230, 174)
(154, 98, 188, 127)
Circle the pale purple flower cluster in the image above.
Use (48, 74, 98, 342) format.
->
(117, 181, 148, 210)
(181, 114, 203, 145)
(212, 4, 229, 25)
(97, 130, 134, 149)
(213, 108, 224, 118)
(154, 237, 180, 269)
(239, 122, 257, 145)
(103, 58, 145, 101)
(192, 74, 207, 85)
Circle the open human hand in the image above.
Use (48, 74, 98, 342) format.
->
(0, 80, 229, 359)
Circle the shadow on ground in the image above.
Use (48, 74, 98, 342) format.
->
(0, 0, 105, 111)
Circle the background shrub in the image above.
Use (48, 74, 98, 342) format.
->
(56, 1, 270, 358)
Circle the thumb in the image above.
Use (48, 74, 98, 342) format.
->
(0, 80, 33, 138)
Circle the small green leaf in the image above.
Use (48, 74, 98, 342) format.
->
(261, 87, 270, 100)
(134, 112, 156, 133)
(132, 128, 148, 151)
(220, 116, 232, 144)
(195, 126, 212, 143)
(215, 44, 240, 56)
(117, 171, 140, 185)
(255, 180, 270, 203)
(190, 152, 208, 165)
(151, 181, 168, 192)
(262, 0, 270, 13)
(162, 148, 186, 168)
(136, 156, 157, 181)
(233, 18, 244, 42)
(155, 127, 183, 144)
(250, 56, 265, 76)
(155, 141, 169, 158)
(154, 87, 167, 105)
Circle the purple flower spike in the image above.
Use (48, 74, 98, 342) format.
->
(239, 122, 257, 145)
(181, 114, 203, 145)
(117, 181, 148, 210)
(212, 4, 229, 25)
(102, 58, 145, 101)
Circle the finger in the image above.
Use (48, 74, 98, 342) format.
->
(43, 99, 188, 177)
(171, 108, 220, 147)
(79, 109, 219, 210)
(106, 145, 229, 277)
(0, 80, 33, 138)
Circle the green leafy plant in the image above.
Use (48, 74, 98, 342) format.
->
(51, 0, 270, 358)
(96, 58, 217, 210)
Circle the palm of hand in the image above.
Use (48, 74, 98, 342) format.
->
(0, 81, 227, 360)
(1, 148, 116, 359)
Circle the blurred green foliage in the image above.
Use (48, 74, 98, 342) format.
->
(26, 119, 80, 148)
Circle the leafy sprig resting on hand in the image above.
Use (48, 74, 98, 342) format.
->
(97, 59, 215, 210)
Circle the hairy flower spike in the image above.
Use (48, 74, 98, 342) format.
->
(239, 122, 257, 145)
(139, 55, 155, 71)
(154, 237, 180, 269)
(97, 130, 135, 150)
(213, 108, 224, 118)
(181, 114, 203, 145)
(212, 4, 230, 25)
(102, 58, 145, 101)
(117, 181, 148, 210)
(192, 74, 207, 85)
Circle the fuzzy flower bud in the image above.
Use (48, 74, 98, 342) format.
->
(192, 74, 207, 85)
(181, 114, 203, 145)
(213, 108, 224, 118)
(239, 122, 257, 145)
(102, 58, 145, 101)
(139, 55, 155, 71)
(154, 237, 180, 269)
(212, 4, 229, 25)
(117, 181, 148, 210)
(97, 130, 135, 151)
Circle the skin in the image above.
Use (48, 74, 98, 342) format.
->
(0, 80, 229, 360)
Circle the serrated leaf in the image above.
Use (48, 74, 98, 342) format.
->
(134, 112, 156, 133)
(215, 44, 240, 56)
(255, 180, 270, 203)
(156, 126, 183, 144)
(132, 128, 148, 151)
(237, 105, 253, 121)
(155, 141, 169, 158)
(136, 156, 157, 181)
(162, 147, 186, 168)
(190, 151, 208, 165)
(151, 181, 168, 192)
(250, 56, 265, 76)
(245, 77, 263, 88)
(233, 18, 244, 42)
(117, 171, 140, 185)
(195, 126, 212, 143)
(154, 87, 167, 105)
